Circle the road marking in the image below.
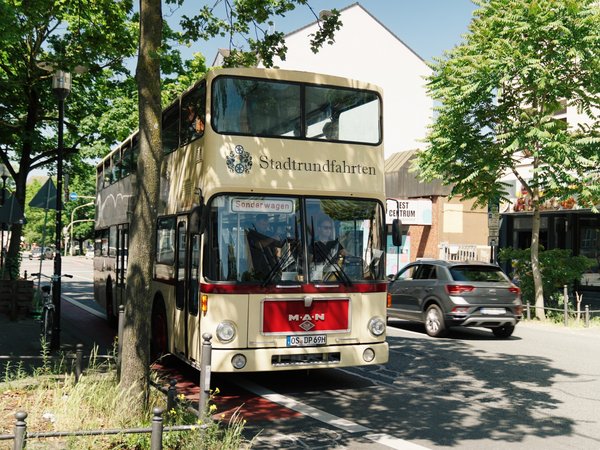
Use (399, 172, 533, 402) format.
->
(63, 295, 106, 319)
(233, 378, 430, 449)
(363, 433, 431, 449)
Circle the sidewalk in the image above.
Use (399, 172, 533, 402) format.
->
(0, 300, 115, 360)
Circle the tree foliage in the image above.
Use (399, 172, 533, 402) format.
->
(176, 0, 341, 68)
(0, 0, 139, 277)
(417, 0, 600, 318)
(499, 247, 594, 309)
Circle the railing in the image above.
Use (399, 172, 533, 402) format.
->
(3, 408, 206, 450)
(524, 285, 600, 327)
(524, 302, 600, 327)
(438, 243, 491, 263)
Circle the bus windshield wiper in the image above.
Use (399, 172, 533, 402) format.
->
(312, 241, 352, 286)
(261, 239, 300, 287)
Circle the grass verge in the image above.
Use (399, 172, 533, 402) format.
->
(0, 344, 252, 449)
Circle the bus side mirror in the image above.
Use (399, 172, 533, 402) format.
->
(391, 219, 402, 247)
(189, 205, 205, 234)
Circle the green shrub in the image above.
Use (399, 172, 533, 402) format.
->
(499, 247, 594, 308)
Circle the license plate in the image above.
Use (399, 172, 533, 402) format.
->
(286, 335, 327, 347)
(480, 308, 506, 315)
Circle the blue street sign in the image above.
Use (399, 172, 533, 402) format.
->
(69, 192, 78, 201)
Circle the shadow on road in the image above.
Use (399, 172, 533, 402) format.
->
(224, 333, 576, 449)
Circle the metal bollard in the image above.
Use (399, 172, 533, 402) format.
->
(150, 407, 164, 450)
(75, 343, 84, 384)
(13, 411, 27, 450)
(526, 302, 531, 321)
(166, 379, 178, 413)
(117, 304, 125, 376)
(199, 333, 213, 418)
(563, 285, 568, 326)
(585, 305, 590, 328)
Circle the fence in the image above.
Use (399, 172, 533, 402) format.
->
(0, 305, 215, 449)
(3, 408, 207, 450)
(438, 243, 491, 263)
(524, 285, 600, 327)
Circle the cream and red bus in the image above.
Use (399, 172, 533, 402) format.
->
(94, 67, 388, 372)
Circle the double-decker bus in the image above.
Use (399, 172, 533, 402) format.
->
(94, 68, 388, 372)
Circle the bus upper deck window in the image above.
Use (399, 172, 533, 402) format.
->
(181, 82, 206, 145)
(162, 105, 180, 154)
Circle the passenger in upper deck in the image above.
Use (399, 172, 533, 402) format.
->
(322, 120, 339, 140)
(185, 104, 205, 140)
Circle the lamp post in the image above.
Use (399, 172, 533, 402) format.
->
(0, 163, 8, 206)
(52, 70, 71, 350)
(0, 163, 8, 270)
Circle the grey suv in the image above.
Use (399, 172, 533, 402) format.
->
(387, 259, 522, 338)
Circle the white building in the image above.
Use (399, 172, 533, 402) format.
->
(259, 3, 433, 159)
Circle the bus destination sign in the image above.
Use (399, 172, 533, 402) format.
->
(230, 198, 295, 214)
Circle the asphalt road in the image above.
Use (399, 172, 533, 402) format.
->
(18, 256, 600, 449)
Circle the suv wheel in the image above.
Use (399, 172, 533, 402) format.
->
(424, 304, 447, 337)
(492, 325, 515, 338)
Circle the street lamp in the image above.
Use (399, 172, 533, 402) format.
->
(0, 163, 8, 270)
(0, 163, 8, 207)
(52, 70, 71, 350)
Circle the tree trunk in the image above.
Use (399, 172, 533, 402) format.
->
(119, 0, 162, 411)
(531, 201, 546, 320)
(4, 88, 38, 280)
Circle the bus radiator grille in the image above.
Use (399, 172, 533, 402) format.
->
(271, 352, 341, 366)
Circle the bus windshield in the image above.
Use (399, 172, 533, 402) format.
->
(205, 195, 385, 284)
(211, 76, 381, 144)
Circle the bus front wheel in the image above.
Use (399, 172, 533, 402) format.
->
(151, 302, 168, 361)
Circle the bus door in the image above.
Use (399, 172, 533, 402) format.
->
(115, 224, 128, 310)
(173, 217, 188, 357)
(186, 233, 201, 363)
(173, 216, 202, 363)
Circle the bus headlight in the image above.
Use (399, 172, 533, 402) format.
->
(216, 321, 236, 343)
(363, 348, 375, 362)
(368, 317, 386, 337)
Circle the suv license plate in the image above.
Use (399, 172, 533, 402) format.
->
(287, 335, 327, 347)
(480, 308, 506, 315)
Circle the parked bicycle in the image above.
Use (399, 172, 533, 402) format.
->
(31, 272, 73, 344)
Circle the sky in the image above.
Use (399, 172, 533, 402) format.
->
(160, 0, 479, 67)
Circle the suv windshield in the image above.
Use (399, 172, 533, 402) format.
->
(450, 265, 509, 282)
(204, 195, 384, 284)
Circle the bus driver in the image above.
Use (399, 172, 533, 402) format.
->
(312, 216, 346, 264)
(246, 214, 282, 279)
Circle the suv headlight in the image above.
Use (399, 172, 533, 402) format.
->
(368, 317, 386, 337)
(216, 321, 236, 343)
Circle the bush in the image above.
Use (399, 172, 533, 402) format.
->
(499, 247, 594, 308)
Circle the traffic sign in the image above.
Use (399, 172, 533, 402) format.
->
(69, 192, 78, 201)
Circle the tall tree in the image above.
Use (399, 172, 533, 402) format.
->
(418, 0, 600, 319)
(120, 0, 341, 406)
(0, 0, 138, 278)
(119, 0, 162, 406)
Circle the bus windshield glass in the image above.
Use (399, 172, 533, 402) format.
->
(205, 195, 384, 284)
(211, 76, 381, 144)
